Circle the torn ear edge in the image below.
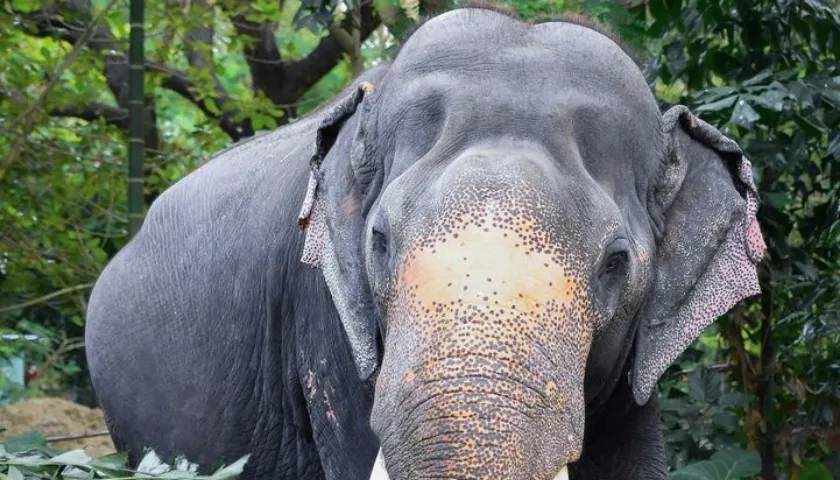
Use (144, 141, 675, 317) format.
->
(632, 106, 767, 405)
(660, 106, 766, 263)
(297, 81, 375, 267)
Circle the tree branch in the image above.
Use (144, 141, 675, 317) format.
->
(15, 0, 161, 150)
(0, 283, 95, 314)
(178, 0, 254, 140)
(0, 0, 121, 183)
(283, 2, 379, 101)
(50, 102, 129, 128)
(22, 2, 121, 53)
(151, 63, 254, 140)
(229, 13, 286, 107)
(46, 431, 111, 443)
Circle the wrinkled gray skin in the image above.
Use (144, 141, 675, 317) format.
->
(86, 8, 762, 480)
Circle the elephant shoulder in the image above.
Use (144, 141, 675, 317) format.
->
(86, 121, 318, 345)
(84, 120, 325, 470)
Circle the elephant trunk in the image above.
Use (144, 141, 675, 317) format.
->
(368, 153, 602, 478)
(370, 205, 594, 479)
(371, 326, 583, 479)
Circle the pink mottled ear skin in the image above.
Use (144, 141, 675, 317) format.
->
(632, 107, 766, 405)
(299, 174, 328, 268)
(746, 218, 766, 263)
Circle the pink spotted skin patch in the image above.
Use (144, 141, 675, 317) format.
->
(746, 217, 766, 264)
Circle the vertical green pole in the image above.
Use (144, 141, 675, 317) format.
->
(351, 0, 362, 76)
(127, 0, 145, 237)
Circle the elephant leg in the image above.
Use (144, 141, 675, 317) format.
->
(571, 381, 668, 480)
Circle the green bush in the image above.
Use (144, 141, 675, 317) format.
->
(0, 433, 248, 480)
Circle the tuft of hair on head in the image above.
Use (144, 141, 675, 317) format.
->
(396, 0, 520, 42)
(396, 3, 643, 66)
(457, 0, 521, 19)
(534, 13, 642, 65)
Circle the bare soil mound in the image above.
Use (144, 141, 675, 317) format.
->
(0, 397, 115, 456)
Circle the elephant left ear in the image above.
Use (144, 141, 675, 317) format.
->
(298, 81, 380, 381)
(632, 105, 766, 405)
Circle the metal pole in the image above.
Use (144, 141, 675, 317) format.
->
(127, 0, 145, 237)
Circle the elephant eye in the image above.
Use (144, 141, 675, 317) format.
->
(604, 251, 628, 275)
(369, 210, 393, 280)
(600, 237, 630, 277)
(372, 227, 388, 255)
(594, 238, 631, 321)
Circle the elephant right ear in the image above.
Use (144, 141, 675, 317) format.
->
(298, 81, 381, 381)
(632, 106, 766, 405)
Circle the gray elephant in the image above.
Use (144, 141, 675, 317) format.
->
(85, 7, 766, 480)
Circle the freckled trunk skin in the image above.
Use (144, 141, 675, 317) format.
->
(372, 188, 597, 480)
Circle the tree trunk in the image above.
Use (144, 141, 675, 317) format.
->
(757, 273, 776, 480)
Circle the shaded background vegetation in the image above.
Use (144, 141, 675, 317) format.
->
(0, 0, 838, 478)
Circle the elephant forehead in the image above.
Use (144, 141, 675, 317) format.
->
(401, 219, 580, 311)
(395, 179, 594, 317)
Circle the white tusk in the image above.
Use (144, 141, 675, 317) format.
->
(369, 449, 390, 480)
(369, 448, 565, 480)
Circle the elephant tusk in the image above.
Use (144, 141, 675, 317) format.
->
(368, 448, 567, 480)
(369, 449, 390, 480)
(553, 465, 569, 480)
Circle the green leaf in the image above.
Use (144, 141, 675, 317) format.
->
(670, 449, 761, 480)
(763, 191, 792, 210)
(6, 466, 24, 480)
(695, 94, 737, 113)
(48, 449, 92, 466)
(2, 432, 47, 454)
(210, 455, 250, 480)
(729, 98, 760, 128)
(90, 453, 128, 471)
(11, 0, 40, 13)
(747, 88, 787, 112)
(798, 461, 834, 480)
(399, 0, 420, 21)
(821, 89, 840, 108)
(137, 450, 169, 475)
(687, 367, 721, 403)
(694, 87, 738, 102)
(742, 70, 775, 86)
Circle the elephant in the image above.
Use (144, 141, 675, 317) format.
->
(85, 6, 766, 480)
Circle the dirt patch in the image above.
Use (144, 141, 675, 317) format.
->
(0, 397, 115, 457)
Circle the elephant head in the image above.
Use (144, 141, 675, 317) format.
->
(297, 8, 764, 480)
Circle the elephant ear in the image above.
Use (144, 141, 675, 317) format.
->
(633, 105, 766, 405)
(298, 81, 380, 381)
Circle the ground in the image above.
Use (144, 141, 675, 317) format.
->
(0, 397, 115, 456)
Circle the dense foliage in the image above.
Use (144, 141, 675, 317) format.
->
(1, 0, 837, 478)
(1, 432, 248, 480)
(643, 1, 840, 478)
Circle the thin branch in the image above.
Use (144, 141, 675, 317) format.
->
(229, 13, 285, 106)
(46, 431, 111, 443)
(283, 2, 379, 100)
(0, 0, 122, 183)
(49, 102, 129, 128)
(329, 25, 355, 54)
(0, 283, 95, 314)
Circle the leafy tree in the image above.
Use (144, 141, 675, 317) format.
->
(642, 0, 840, 478)
(0, 0, 414, 396)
